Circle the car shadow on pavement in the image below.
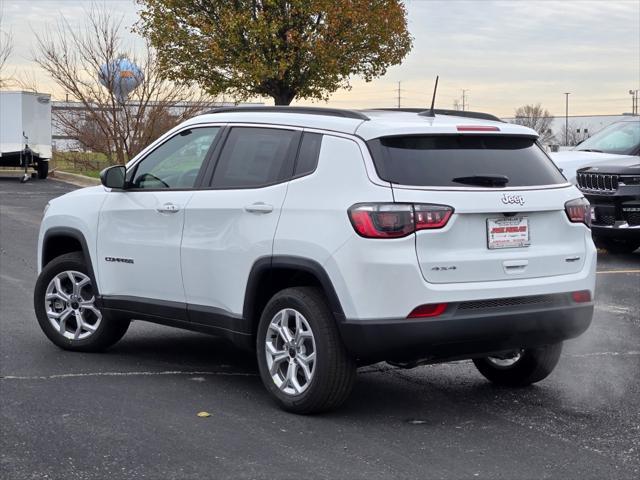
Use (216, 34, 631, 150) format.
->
(105, 322, 569, 417)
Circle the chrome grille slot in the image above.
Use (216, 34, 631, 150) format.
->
(577, 172, 619, 193)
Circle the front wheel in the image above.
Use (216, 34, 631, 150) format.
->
(256, 287, 356, 414)
(34, 252, 130, 352)
(473, 343, 563, 387)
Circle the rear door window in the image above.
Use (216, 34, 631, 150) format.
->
(210, 127, 299, 188)
(294, 133, 322, 177)
(367, 135, 566, 187)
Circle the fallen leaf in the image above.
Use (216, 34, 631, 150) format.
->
(197, 411, 211, 418)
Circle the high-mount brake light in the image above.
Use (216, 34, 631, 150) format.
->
(456, 125, 500, 132)
(564, 198, 591, 227)
(408, 303, 448, 318)
(348, 204, 453, 239)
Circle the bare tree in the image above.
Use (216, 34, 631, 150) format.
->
(513, 103, 555, 144)
(560, 123, 590, 147)
(0, 12, 13, 87)
(33, 7, 219, 165)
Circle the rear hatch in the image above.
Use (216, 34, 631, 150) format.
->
(367, 134, 588, 284)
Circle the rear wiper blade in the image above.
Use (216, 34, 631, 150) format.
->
(452, 174, 509, 187)
(578, 149, 603, 153)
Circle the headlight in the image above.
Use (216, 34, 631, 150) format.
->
(44, 202, 51, 214)
(619, 175, 640, 186)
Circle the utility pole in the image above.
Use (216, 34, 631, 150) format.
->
(564, 92, 571, 145)
(461, 89, 468, 111)
(397, 81, 401, 108)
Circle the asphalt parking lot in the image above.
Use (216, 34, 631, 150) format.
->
(1, 176, 639, 480)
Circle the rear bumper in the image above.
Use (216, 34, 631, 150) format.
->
(591, 223, 640, 240)
(338, 299, 593, 365)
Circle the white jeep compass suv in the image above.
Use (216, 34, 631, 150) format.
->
(34, 107, 596, 413)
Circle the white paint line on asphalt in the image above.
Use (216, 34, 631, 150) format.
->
(596, 269, 640, 274)
(567, 351, 640, 358)
(595, 304, 632, 314)
(0, 370, 258, 381)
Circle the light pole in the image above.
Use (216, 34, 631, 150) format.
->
(564, 93, 570, 145)
(630, 89, 639, 115)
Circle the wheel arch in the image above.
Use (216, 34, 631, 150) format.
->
(243, 256, 345, 338)
(42, 227, 98, 291)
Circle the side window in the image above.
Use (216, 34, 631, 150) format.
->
(294, 133, 322, 177)
(211, 127, 298, 188)
(128, 127, 220, 189)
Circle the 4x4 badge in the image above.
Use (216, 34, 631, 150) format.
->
(501, 193, 525, 206)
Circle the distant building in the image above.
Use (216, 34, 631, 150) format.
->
(501, 114, 637, 148)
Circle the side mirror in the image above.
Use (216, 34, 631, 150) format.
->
(100, 165, 126, 189)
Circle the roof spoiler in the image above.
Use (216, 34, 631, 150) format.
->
(370, 108, 503, 123)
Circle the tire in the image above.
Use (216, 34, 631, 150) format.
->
(34, 252, 130, 352)
(473, 343, 563, 387)
(594, 237, 640, 254)
(37, 160, 49, 179)
(256, 287, 356, 414)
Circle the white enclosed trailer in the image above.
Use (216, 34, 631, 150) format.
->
(0, 91, 52, 179)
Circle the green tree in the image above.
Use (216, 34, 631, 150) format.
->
(136, 0, 413, 105)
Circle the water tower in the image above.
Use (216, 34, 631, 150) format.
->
(98, 58, 144, 102)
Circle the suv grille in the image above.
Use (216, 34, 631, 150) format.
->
(577, 172, 619, 192)
(458, 294, 565, 311)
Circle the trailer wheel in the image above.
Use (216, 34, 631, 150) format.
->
(37, 160, 49, 179)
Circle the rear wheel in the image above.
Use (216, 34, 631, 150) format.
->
(473, 343, 563, 387)
(34, 252, 130, 351)
(256, 287, 356, 414)
(594, 237, 640, 254)
(37, 160, 49, 179)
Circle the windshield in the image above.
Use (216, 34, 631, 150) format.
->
(575, 121, 640, 155)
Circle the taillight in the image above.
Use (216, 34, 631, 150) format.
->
(408, 303, 448, 318)
(414, 204, 454, 230)
(571, 290, 591, 303)
(565, 198, 591, 227)
(348, 203, 453, 239)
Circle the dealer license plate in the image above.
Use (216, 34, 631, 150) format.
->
(487, 217, 530, 249)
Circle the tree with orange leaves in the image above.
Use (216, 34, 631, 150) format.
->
(136, 0, 413, 105)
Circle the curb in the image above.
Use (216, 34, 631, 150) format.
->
(51, 171, 101, 187)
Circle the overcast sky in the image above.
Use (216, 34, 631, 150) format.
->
(1, 0, 639, 117)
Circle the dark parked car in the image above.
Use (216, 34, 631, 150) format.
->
(577, 163, 640, 254)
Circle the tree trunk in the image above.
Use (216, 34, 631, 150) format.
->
(272, 89, 296, 105)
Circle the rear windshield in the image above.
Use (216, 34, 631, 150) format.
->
(367, 135, 566, 187)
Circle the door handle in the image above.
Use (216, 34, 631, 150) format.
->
(157, 202, 180, 214)
(503, 259, 528, 274)
(244, 203, 274, 214)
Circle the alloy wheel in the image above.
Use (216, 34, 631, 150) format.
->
(486, 350, 523, 368)
(265, 308, 316, 395)
(44, 270, 102, 340)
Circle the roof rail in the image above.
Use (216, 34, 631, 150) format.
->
(369, 107, 503, 123)
(207, 106, 370, 121)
